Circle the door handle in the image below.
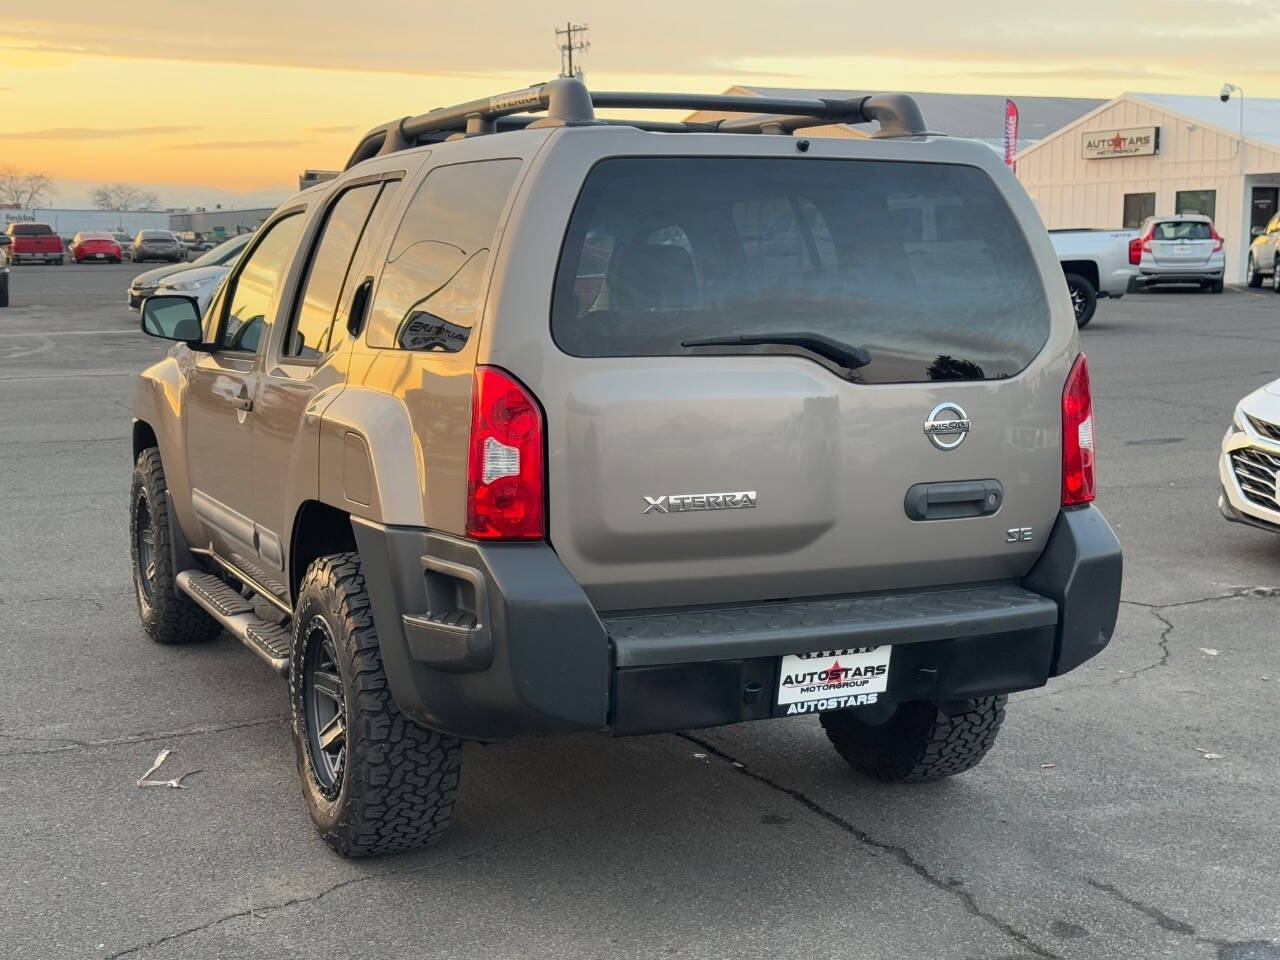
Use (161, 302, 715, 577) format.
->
(904, 480, 1003, 521)
(230, 387, 253, 412)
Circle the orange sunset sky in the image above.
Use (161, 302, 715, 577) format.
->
(3, 1, 1278, 207)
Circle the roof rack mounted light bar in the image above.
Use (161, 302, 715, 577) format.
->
(344, 77, 931, 169)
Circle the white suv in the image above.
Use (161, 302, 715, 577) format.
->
(1133, 215, 1225, 293)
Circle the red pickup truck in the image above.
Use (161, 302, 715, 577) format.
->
(5, 222, 64, 265)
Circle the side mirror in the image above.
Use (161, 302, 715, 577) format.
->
(1252, 226, 1265, 237)
(141, 295, 206, 346)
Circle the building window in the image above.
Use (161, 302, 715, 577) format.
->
(1122, 193, 1155, 229)
(1176, 190, 1216, 222)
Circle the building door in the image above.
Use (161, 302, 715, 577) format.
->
(1123, 192, 1155, 229)
(1251, 187, 1278, 235)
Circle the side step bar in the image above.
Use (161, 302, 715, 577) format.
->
(175, 571, 293, 676)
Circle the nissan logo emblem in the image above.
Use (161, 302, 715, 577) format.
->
(923, 402, 971, 451)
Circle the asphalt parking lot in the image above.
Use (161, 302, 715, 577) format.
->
(2, 263, 1278, 960)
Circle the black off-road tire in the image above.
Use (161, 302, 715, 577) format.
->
(1065, 272, 1097, 328)
(1211, 278, 1224, 294)
(820, 696, 1007, 782)
(1247, 255, 1263, 287)
(130, 448, 222, 645)
(290, 552, 462, 858)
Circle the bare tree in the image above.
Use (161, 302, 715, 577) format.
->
(90, 184, 161, 211)
(0, 167, 56, 209)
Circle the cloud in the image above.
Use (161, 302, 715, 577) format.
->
(0, 124, 201, 140)
(303, 124, 358, 133)
(960, 67, 1181, 82)
(161, 139, 304, 151)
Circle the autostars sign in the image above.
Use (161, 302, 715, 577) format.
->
(1082, 126, 1160, 159)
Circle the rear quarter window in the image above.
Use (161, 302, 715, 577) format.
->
(551, 157, 1050, 384)
(365, 158, 521, 352)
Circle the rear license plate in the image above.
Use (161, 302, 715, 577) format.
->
(1174, 244, 1190, 255)
(94, 253, 105, 259)
(775, 647, 891, 716)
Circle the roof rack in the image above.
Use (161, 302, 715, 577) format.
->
(344, 77, 931, 169)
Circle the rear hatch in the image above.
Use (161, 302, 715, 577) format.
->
(523, 153, 1067, 612)
(1149, 220, 1215, 267)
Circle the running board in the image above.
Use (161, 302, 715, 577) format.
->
(175, 571, 292, 676)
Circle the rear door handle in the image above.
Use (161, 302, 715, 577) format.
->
(230, 387, 253, 412)
(904, 480, 1003, 521)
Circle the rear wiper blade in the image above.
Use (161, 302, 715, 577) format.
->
(681, 332, 872, 370)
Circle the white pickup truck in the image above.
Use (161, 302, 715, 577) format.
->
(1049, 229, 1138, 327)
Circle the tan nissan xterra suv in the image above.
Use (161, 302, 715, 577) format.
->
(131, 79, 1122, 857)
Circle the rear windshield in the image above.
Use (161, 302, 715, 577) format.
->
(8, 224, 54, 236)
(1152, 221, 1212, 241)
(141, 231, 173, 240)
(552, 158, 1050, 383)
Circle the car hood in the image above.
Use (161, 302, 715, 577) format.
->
(130, 262, 193, 288)
(155, 264, 229, 288)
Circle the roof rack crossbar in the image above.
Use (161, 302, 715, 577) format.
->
(344, 82, 929, 169)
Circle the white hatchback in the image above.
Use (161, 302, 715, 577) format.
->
(1133, 214, 1225, 292)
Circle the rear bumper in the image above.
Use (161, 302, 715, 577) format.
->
(11, 251, 61, 263)
(352, 505, 1122, 741)
(1137, 264, 1224, 284)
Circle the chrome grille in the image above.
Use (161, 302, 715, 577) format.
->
(1230, 447, 1280, 512)
(1247, 414, 1280, 443)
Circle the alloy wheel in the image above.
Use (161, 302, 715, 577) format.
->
(302, 617, 346, 799)
(133, 490, 157, 605)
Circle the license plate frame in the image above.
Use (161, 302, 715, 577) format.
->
(774, 646, 892, 717)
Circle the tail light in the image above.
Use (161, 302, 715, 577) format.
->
(1128, 237, 1142, 265)
(1062, 353, 1095, 506)
(1211, 228, 1224, 253)
(466, 366, 545, 540)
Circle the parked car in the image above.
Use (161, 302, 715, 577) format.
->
(151, 263, 233, 313)
(1221, 381, 1280, 531)
(1246, 212, 1280, 291)
(129, 230, 183, 264)
(0, 234, 11, 306)
(1048, 229, 1137, 327)
(127, 232, 251, 308)
(113, 232, 134, 260)
(175, 231, 217, 260)
(4, 222, 64, 265)
(70, 231, 123, 264)
(132, 80, 1121, 858)
(1131, 215, 1225, 292)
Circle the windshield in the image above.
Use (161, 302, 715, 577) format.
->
(552, 157, 1050, 384)
(9, 224, 54, 236)
(194, 233, 251, 267)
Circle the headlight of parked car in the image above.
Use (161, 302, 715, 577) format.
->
(167, 276, 216, 292)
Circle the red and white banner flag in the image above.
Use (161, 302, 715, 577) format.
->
(1004, 99, 1020, 171)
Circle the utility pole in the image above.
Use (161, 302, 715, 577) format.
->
(555, 22, 590, 78)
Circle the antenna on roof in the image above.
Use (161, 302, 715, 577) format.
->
(555, 22, 590, 78)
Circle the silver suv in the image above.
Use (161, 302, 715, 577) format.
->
(131, 79, 1123, 857)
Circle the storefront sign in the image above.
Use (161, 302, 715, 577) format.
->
(1082, 126, 1159, 159)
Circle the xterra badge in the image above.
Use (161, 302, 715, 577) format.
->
(643, 491, 757, 514)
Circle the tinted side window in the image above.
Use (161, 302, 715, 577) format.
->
(218, 214, 304, 353)
(366, 159, 521, 352)
(287, 183, 382, 359)
(552, 158, 1050, 384)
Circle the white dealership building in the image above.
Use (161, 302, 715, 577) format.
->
(1015, 93, 1280, 283)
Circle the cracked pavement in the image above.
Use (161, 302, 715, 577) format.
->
(3, 268, 1280, 959)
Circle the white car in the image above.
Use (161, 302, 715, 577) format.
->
(1133, 214, 1225, 293)
(1221, 382, 1280, 532)
(150, 263, 231, 314)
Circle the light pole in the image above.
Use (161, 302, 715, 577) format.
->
(1220, 82, 1245, 176)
